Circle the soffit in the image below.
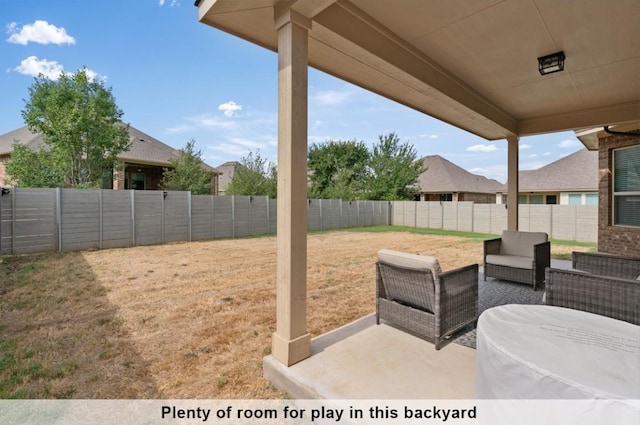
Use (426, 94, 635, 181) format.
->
(197, 0, 640, 141)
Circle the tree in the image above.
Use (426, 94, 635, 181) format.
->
(307, 140, 369, 200)
(365, 132, 424, 200)
(160, 139, 212, 194)
(7, 68, 130, 188)
(225, 150, 277, 198)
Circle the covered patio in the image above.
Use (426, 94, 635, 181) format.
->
(194, 0, 640, 394)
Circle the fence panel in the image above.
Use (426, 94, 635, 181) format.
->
(456, 202, 474, 232)
(269, 199, 277, 234)
(12, 188, 57, 254)
(101, 189, 133, 249)
(307, 199, 321, 231)
(164, 191, 190, 243)
(472, 205, 491, 234)
(134, 191, 163, 246)
(575, 205, 598, 242)
(212, 196, 233, 239)
(490, 204, 508, 234)
(0, 190, 14, 255)
(191, 195, 214, 241)
(250, 196, 270, 236)
(60, 189, 101, 252)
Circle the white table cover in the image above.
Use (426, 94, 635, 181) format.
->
(476, 304, 640, 400)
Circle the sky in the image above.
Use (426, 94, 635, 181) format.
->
(0, 0, 585, 184)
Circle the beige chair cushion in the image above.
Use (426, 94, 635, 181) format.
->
(485, 254, 534, 270)
(500, 230, 548, 257)
(377, 249, 442, 280)
(377, 249, 441, 312)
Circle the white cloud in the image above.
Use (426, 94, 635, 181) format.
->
(519, 143, 532, 150)
(159, 0, 180, 6)
(311, 90, 351, 106)
(13, 56, 102, 81)
(218, 101, 242, 117)
(467, 144, 497, 152)
(6, 20, 75, 45)
(14, 56, 64, 79)
(469, 164, 507, 183)
(558, 139, 580, 149)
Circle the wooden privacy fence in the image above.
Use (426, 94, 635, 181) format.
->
(0, 188, 390, 254)
(391, 201, 598, 243)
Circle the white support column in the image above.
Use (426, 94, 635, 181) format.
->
(272, 5, 312, 366)
(507, 136, 519, 230)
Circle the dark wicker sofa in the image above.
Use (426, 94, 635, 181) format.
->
(545, 252, 640, 325)
(376, 249, 478, 350)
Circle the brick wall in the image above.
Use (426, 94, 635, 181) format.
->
(459, 192, 497, 203)
(0, 155, 12, 186)
(598, 131, 640, 257)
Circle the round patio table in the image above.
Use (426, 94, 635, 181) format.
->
(475, 304, 640, 423)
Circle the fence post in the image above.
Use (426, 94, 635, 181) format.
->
(231, 195, 236, 238)
(99, 189, 104, 249)
(56, 188, 62, 252)
(130, 190, 136, 247)
(188, 191, 192, 242)
(211, 195, 215, 239)
(319, 199, 323, 232)
(265, 196, 270, 235)
(11, 187, 16, 254)
(161, 191, 165, 244)
(471, 202, 475, 233)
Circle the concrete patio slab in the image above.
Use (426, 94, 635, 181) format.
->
(264, 314, 476, 399)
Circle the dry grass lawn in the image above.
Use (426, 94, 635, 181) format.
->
(0, 228, 593, 399)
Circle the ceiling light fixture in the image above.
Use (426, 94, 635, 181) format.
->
(538, 51, 565, 75)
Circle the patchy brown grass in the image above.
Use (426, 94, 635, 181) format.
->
(0, 229, 593, 399)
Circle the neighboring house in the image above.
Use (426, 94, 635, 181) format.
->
(508, 148, 598, 205)
(415, 155, 504, 203)
(215, 161, 244, 195)
(0, 125, 220, 194)
(576, 123, 640, 257)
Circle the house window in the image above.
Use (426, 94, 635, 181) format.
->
(125, 172, 146, 190)
(568, 194, 582, 205)
(529, 195, 543, 204)
(585, 194, 598, 206)
(545, 195, 557, 204)
(613, 145, 640, 227)
(440, 193, 452, 202)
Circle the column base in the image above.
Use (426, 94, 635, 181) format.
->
(272, 332, 311, 366)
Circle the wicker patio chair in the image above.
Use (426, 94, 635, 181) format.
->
(544, 267, 640, 326)
(376, 249, 478, 350)
(483, 230, 550, 291)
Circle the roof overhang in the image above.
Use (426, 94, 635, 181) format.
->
(197, 0, 640, 142)
(575, 120, 640, 150)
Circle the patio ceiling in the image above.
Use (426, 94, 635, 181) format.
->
(197, 0, 640, 141)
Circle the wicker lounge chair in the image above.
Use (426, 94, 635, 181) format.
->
(483, 230, 550, 290)
(376, 249, 478, 350)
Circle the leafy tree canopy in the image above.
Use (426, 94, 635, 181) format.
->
(225, 150, 277, 198)
(307, 139, 369, 200)
(160, 139, 213, 195)
(366, 132, 424, 200)
(7, 68, 130, 188)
